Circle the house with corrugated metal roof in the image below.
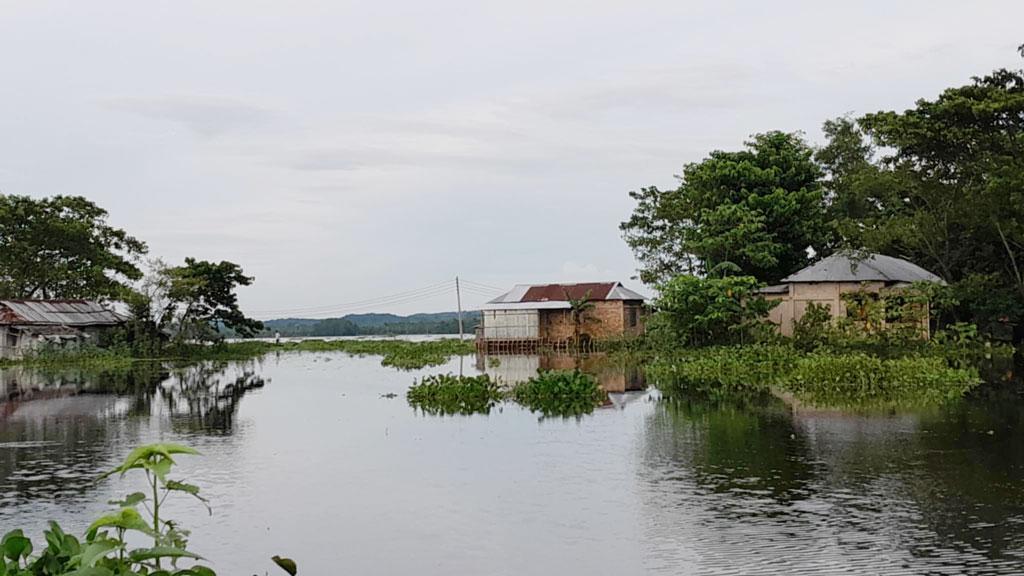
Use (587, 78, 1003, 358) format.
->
(759, 252, 945, 336)
(477, 282, 646, 352)
(0, 300, 127, 359)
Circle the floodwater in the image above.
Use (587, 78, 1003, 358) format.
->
(1, 351, 1024, 575)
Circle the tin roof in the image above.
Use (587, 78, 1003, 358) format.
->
(0, 300, 126, 327)
(780, 253, 945, 284)
(483, 282, 646, 310)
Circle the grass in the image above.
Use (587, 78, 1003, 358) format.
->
(0, 338, 476, 371)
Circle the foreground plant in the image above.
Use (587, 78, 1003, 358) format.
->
(0, 443, 295, 576)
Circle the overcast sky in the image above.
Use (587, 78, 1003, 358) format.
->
(1, 1, 1022, 318)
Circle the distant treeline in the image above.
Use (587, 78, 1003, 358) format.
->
(258, 311, 482, 337)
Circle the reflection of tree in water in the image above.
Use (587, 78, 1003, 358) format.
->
(0, 360, 268, 511)
(150, 360, 268, 433)
(645, 385, 817, 507)
(638, 380, 1024, 574)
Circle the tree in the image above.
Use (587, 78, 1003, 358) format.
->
(621, 132, 830, 285)
(164, 258, 263, 342)
(649, 275, 776, 346)
(0, 195, 147, 300)
(564, 289, 596, 349)
(822, 68, 1024, 336)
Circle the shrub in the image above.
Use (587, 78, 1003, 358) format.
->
(510, 370, 607, 417)
(783, 353, 979, 408)
(650, 275, 777, 347)
(649, 345, 981, 410)
(791, 302, 834, 351)
(407, 374, 504, 415)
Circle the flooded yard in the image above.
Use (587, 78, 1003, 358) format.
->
(2, 350, 1024, 575)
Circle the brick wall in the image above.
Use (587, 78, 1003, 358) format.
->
(538, 301, 644, 341)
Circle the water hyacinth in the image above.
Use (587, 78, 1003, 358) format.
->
(510, 370, 607, 418)
(407, 374, 505, 415)
(648, 345, 982, 410)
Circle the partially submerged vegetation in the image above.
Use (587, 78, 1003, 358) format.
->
(0, 443, 294, 576)
(407, 370, 607, 418)
(648, 345, 983, 410)
(509, 370, 608, 417)
(2, 338, 476, 371)
(407, 374, 504, 415)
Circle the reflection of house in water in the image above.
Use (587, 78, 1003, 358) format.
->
(478, 353, 646, 393)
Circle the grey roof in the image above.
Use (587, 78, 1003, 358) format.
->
(758, 284, 791, 294)
(0, 300, 126, 327)
(781, 253, 945, 284)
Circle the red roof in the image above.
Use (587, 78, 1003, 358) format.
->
(520, 283, 616, 302)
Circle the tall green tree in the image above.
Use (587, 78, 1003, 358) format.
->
(0, 195, 147, 300)
(163, 258, 263, 342)
(821, 68, 1024, 334)
(621, 131, 830, 284)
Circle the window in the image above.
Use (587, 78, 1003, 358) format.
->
(627, 306, 638, 328)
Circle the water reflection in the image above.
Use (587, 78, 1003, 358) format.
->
(477, 353, 646, 393)
(639, 383, 1024, 574)
(0, 361, 266, 507)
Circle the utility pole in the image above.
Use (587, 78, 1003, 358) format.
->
(455, 276, 465, 341)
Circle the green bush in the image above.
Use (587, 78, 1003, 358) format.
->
(650, 275, 777, 347)
(649, 344, 981, 410)
(510, 370, 607, 417)
(407, 374, 504, 415)
(791, 302, 833, 351)
(783, 353, 979, 408)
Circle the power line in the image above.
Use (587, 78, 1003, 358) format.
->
(460, 279, 507, 292)
(248, 280, 454, 316)
(247, 278, 509, 319)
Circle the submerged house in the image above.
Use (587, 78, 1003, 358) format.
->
(477, 282, 646, 352)
(760, 252, 944, 337)
(0, 300, 126, 359)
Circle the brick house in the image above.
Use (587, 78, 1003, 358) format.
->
(478, 282, 646, 351)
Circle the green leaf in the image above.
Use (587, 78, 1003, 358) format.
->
(166, 481, 211, 514)
(127, 547, 204, 563)
(100, 443, 200, 479)
(272, 555, 298, 575)
(1, 532, 31, 562)
(87, 508, 156, 538)
(108, 492, 147, 507)
(76, 539, 120, 567)
(66, 567, 115, 576)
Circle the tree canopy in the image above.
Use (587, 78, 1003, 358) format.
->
(0, 195, 147, 300)
(621, 131, 829, 285)
(625, 62, 1024, 339)
(164, 258, 264, 341)
(821, 69, 1024, 334)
